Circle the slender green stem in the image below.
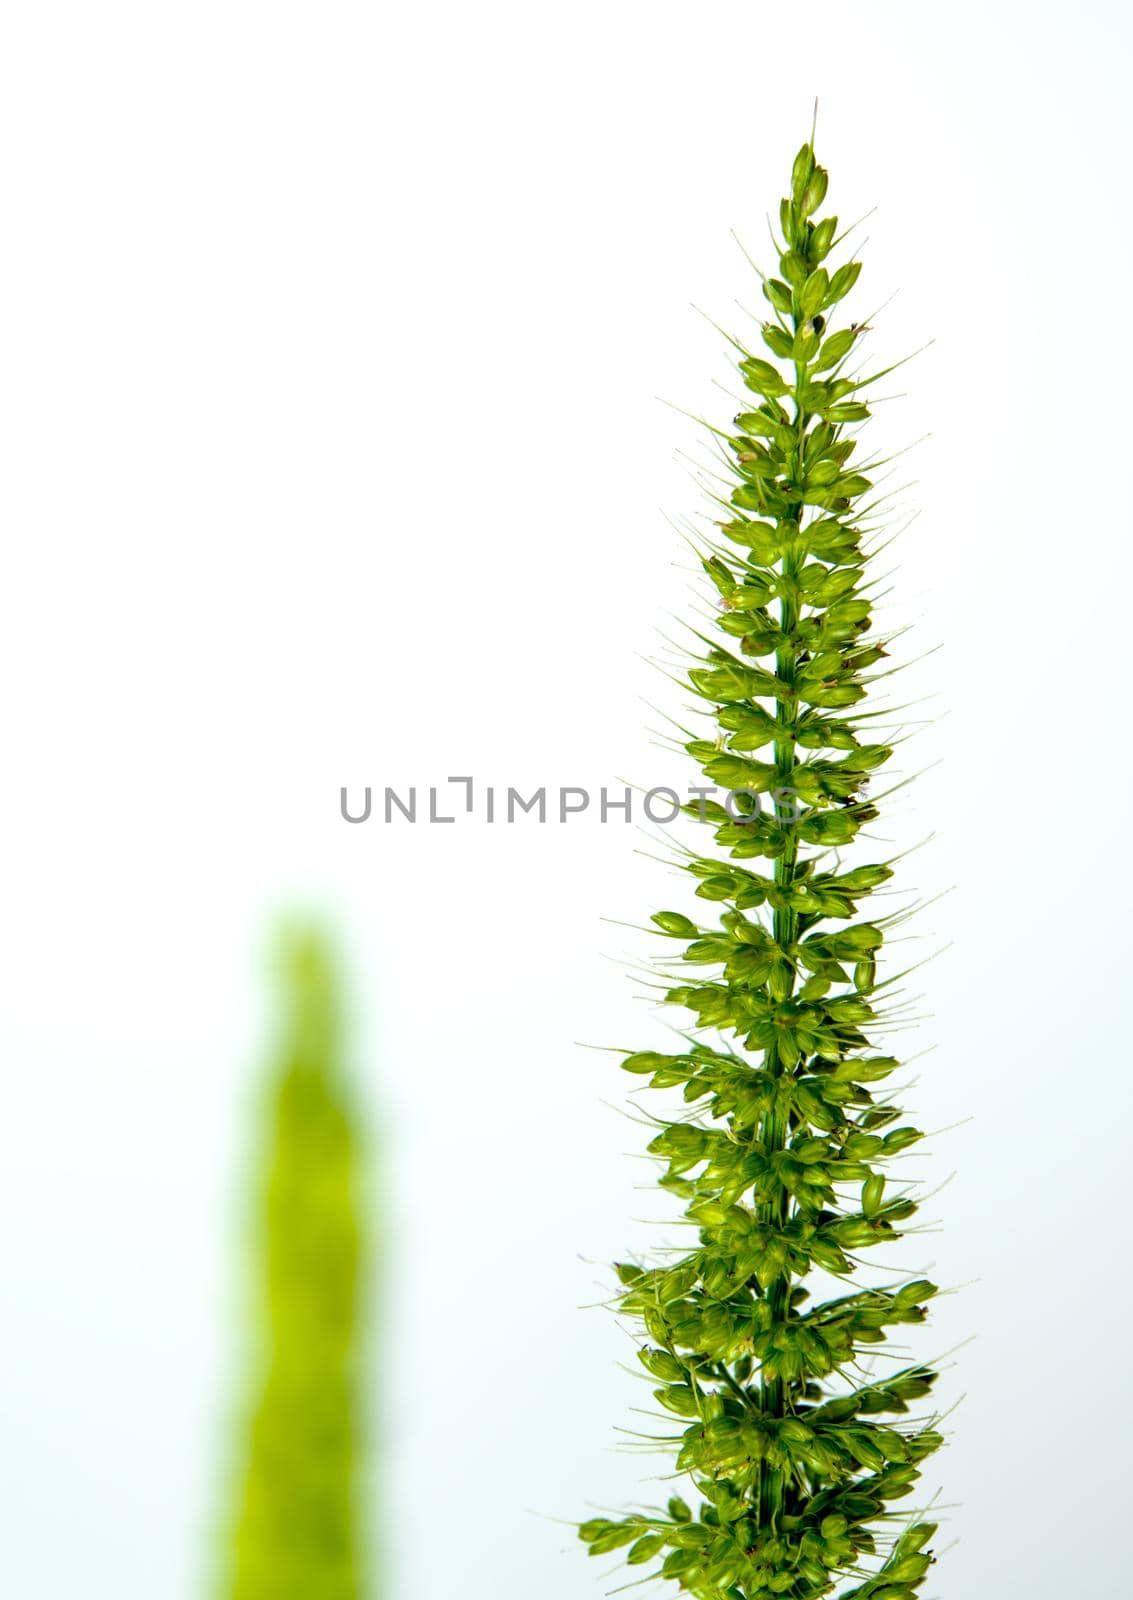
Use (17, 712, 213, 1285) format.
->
(757, 363, 808, 1533)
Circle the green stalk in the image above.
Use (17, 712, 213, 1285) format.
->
(756, 362, 804, 1537)
(579, 140, 945, 1600)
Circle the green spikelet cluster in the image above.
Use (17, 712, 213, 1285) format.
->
(579, 143, 944, 1599)
(227, 929, 367, 1600)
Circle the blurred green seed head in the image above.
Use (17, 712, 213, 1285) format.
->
(225, 926, 369, 1600)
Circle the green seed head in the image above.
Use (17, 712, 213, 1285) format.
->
(577, 138, 945, 1600)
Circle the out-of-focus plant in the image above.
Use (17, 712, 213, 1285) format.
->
(223, 928, 370, 1600)
(578, 140, 946, 1599)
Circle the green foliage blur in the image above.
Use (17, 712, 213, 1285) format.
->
(223, 927, 370, 1600)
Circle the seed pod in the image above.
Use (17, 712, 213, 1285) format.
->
(888, 1553, 932, 1583)
(586, 1522, 640, 1555)
(826, 400, 870, 423)
(654, 1383, 700, 1416)
(763, 277, 793, 315)
(779, 249, 808, 287)
(800, 165, 828, 216)
(899, 1521, 938, 1551)
(779, 196, 797, 248)
(621, 1050, 671, 1074)
(854, 956, 877, 992)
(825, 259, 863, 303)
(741, 356, 789, 397)
(792, 320, 822, 362)
(791, 143, 815, 203)
(862, 1172, 885, 1216)
(652, 910, 699, 937)
(799, 269, 829, 320)
(814, 326, 858, 372)
(638, 1346, 685, 1381)
(811, 215, 837, 257)
(734, 409, 781, 439)
(763, 323, 794, 360)
(627, 1533, 666, 1564)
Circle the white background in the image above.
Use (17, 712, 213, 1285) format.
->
(1, 2, 1129, 1595)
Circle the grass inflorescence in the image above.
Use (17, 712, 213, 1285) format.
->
(578, 139, 945, 1600)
